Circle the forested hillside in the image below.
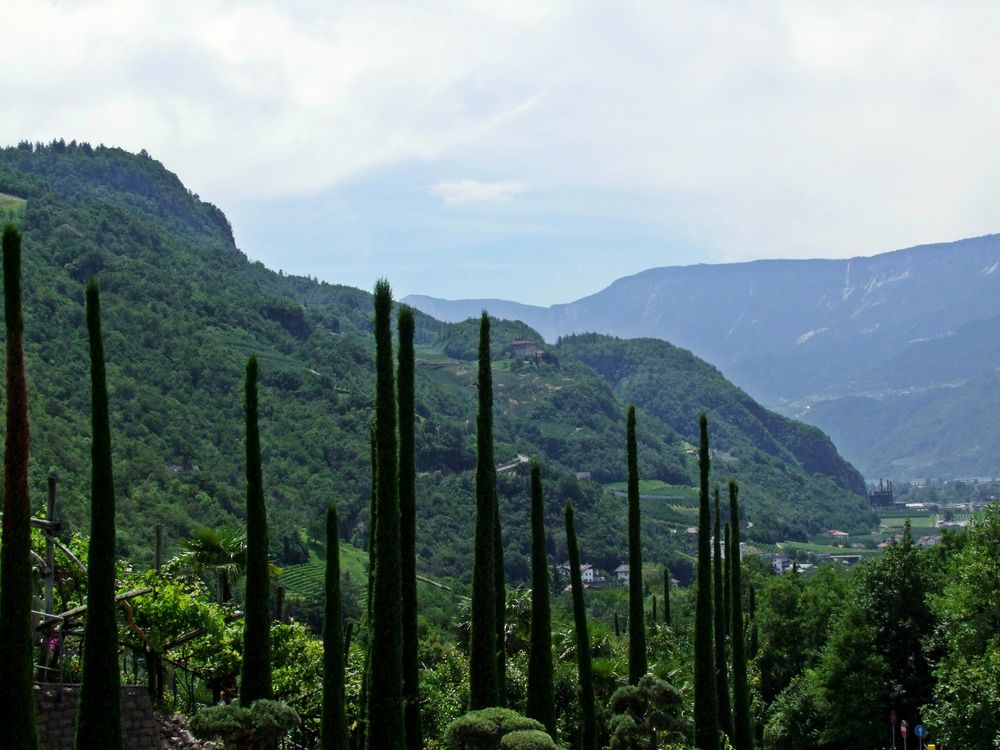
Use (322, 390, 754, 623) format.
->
(0, 141, 870, 583)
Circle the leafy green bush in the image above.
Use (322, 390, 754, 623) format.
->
(500, 729, 556, 750)
(445, 707, 545, 750)
(190, 699, 299, 749)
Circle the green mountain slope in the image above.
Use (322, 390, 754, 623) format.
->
(0, 141, 871, 585)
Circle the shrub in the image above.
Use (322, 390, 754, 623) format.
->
(445, 707, 544, 750)
(190, 699, 299, 750)
(500, 729, 556, 750)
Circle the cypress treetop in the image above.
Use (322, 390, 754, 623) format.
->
(526, 462, 556, 738)
(397, 305, 423, 750)
(322, 502, 348, 750)
(730, 481, 753, 750)
(76, 278, 124, 749)
(0, 223, 38, 749)
(367, 279, 405, 750)
(240, 355, 272, 706)
(565, 502, 598, 750)
(626, 405, 647, 684)
(714, 488, 734, 740)
(694, 414, 720, 750)
(469, 311, 498, 709)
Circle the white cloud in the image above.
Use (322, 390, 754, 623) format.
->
(430, 179, 526, 205)
(3, 0, 1000, 274)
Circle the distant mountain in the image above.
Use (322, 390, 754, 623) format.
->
(406, 237, 1000, 479)
(0, 141, 869, 582)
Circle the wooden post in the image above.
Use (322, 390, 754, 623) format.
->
(155, 524, 163, 573)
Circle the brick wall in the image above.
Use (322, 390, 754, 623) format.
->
(34, 685, 162, 750)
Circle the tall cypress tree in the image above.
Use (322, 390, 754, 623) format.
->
(694, 414, 720, 750)
(367, 280, 405, 750)
(729, 481, 753, 750)
(240, 356, 272, 706)
(469, 312, 498, 709)
(322, 502, 347, 750)
(625, 405, 647, 684)
(723, 522, 732, 638)
(0, 224, 37, 749)
(663, 566, 671, 626)
(713, 488, 734, 740)
(747, 585, 758, 658)
(397, 306, 422, 750)
(75, 278, 123, 749)
(565, 502, 597, 750)
(526, 463, 555, 738)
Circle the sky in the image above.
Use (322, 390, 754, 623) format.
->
(4, 1, 1000, 305)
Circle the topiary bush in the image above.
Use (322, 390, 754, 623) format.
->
(445, 707, 546, 750)
(500, 729, 556, 750)
(190, 699, 299, 750)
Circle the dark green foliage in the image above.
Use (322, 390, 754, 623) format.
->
(525, 464, 555, 737)
(565, 502, 597, 750)
(469, 312, 498, 709)
(444, 707, 545, 750)
(499, 730, 555, 750)
(663, 567, 671, 626)
(651, 595, 657, 626)
(0, 223, 37, 749)
(723, 523, 731, 638)
(728, 481, 752, 750)
(240, 356, 272, 706)
(76, 279, 123, 749)
(747, 585, 757, 658)
(713, 488, 733, 739)
(494, 502, 506, 706)
(367, 280, 405, 750)
(322, 503, 347, 750)
(608, 674, 688, 750)
(625, 405, 647, 684)
(397, 306, 422, 750)
(694, 414, 719, 750)
(191, 699, 299, 750)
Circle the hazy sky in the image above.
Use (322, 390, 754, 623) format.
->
(4, 1, 999, 304)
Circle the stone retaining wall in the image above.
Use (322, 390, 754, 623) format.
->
(34, 684, 161, 749)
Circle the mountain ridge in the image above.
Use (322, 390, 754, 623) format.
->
(406, 235, 1000, 479)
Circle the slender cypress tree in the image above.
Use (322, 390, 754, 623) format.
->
(651, 595, 657, 627)
(614, 612, 621, 637)
(729, 481, 753, 750)
(469, 312, 498, 708)
(694, 414, 720, 750)
(397, 306, 422, 750)
(565, 503, 597, 750)
(723, 522, 732, 638)
(75, 278, 123, 749)
(494, 501, 506, 706)
(526, 463, 555, 737)
(663, 566, 671, 627)
(240, 355, 272, 706)
(713, 488, 734, 740)
(322, 502, 348, 750)
(367, 280, 405, 750)
(0, 224, 37, 749)
(625, 405, 647, 684)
